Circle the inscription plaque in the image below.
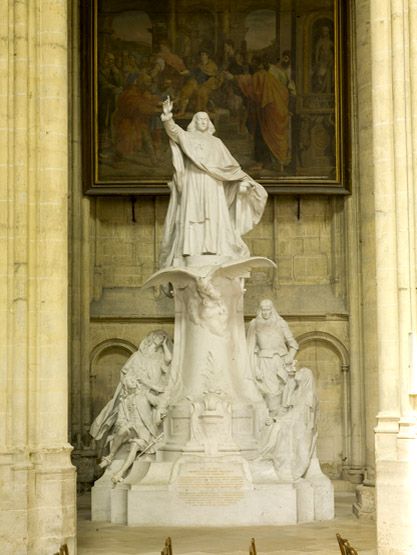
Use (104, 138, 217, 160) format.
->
(175, 462, 249, 507)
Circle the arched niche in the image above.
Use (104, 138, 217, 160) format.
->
(296, 331, 350, 480)
(301, 12, 335, 95)
(89, 339, 137, 421)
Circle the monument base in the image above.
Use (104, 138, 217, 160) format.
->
(91, 257, 335, 527)
(92, 455, 334, 526)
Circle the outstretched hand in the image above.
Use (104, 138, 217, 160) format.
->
(162, 95, 173, 115)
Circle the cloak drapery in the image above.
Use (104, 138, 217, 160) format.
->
(90, 345, 166, 443)
(236, 69, 290, 165)
(159, 117, 267, 268)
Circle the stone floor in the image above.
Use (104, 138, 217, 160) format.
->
(77, 492, 376, 555)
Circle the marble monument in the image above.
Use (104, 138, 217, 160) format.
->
(91, 98, 334, 526)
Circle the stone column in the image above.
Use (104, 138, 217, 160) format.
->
(369, 0, 417, 552)
(349, 0, 377, 519)
(68, 0, 94, 489)
(0, 1, 76, 553)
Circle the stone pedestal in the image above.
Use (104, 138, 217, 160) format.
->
(93, 455, 334, 526)
(127, 457, 298, 527)
(92, 257, 334, 526)
(352, 482, 376, 520)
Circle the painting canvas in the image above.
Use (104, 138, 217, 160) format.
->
(82, 0, 347, 194)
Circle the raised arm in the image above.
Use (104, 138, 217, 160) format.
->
(160, 95, 184, 143)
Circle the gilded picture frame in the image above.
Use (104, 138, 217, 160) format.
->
(81, 0, 349, 195)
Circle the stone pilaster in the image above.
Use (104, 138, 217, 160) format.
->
(68, 0, 94, 491)
(0, 1, 76, 553)
(369, 0, 417, 552)
(347, 0, 377, 516)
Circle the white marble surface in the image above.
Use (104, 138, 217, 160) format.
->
(91, 259, 334, 526)
(127, 456, 299, 526)
(159, 99, 267, 268)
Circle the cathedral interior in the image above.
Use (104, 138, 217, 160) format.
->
(1, 0, 417, 554)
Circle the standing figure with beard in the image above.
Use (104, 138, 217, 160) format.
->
(247, 299, 299, 415)
(151, 40, 190, 92)
(231, 54, 292, 171)
(98, 52, 123, 148)
(269, 50, 296, 97)
(112, 73, 160, 162)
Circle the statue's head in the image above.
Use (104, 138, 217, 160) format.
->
(295, 367, 315, 392)
(151, 330, 167, 346)
(259, 299, 273, 320)
(187, 112, 216, 135)
(256, 299, 286, 326)
(124, 375, 138, 392)
(139, 329, 169, 352)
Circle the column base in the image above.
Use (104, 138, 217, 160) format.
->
(0, 446, 76, 555)
(374, 415, 417, 554)
(352, 482, 375, 520)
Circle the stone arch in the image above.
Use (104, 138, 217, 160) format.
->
(90, 338, 137, 376)
(89, 339, 137, 423)
(295, 331, 350, 478)
(296, 330, 349, 369)
(302, 10, 335, 94)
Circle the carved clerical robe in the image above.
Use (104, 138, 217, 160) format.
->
(159, 117, 267, 268)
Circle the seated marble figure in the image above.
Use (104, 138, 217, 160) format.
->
(90, 330, 172, 482)
(259, 365, 319, 482)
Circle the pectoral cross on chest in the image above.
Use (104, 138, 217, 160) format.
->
(196, 141, 205, 154)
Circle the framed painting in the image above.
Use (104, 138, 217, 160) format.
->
(81, 0, 349, 195)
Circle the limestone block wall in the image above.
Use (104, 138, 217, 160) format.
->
(296, 333, 349, 479)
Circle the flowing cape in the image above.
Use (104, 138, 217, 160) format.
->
(236, 70, 290, 164)
(246, 319, 259, 380)
(159, 130, 267, 268)
(89, 350, 159, 442)
(90, 383, 122, 441)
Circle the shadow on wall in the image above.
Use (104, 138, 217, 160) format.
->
(296, 332, 349, 480)
(71, 339, 137, 492)
(90, 339, 137, 418)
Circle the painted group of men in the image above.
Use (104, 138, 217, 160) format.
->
(98, 38, 296, 170)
